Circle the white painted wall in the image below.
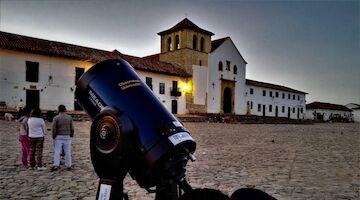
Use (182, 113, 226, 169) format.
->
(192, 65, 208, 105)
(0, 49, 187, 114)
(245, 85, 306, 119)
(345, 103, 360, 122)
(305, 109, 352, 121)
(352, 110, 360, 122)
(208, 38, 247, 114)
(137, 71, 187, 114)
(0, 49, 92, 110)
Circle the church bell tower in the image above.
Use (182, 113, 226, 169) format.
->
(157, 18, 214, 113)
(157, 18, 213, 74)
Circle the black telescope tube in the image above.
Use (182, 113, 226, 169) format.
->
(75, 59, 196, 189)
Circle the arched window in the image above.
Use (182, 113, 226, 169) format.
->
(192, 35, 197, 50)
(167, 37, 172, 51)
(234, 65, 237, 74)
(175, 35, 180, 50)
(218, 61, 223, 71)
(200, 37, 205, 52)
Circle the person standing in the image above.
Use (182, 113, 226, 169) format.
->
(51, 105, 74, 171)
(16, 99, 25, 119)
(18, 107, 31, 167)
(28, 108, 47, 170)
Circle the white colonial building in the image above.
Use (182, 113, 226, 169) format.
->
(305, 102, 353, 121)
(0, 31, 190, 114)
(351, 108, 360, 122)
(207, 37, 306, 119)
(346, 103, 360, 122)
(0, 18, 308, 118)
(245, 80, 307, 119)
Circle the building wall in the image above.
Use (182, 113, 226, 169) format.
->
(0, 49, 92, 110)
(352, 110, 360, 122)
(0, 49, 188, 114)
(159, 48, 208, 74)
(305, 109, 352, 121)
(208, 38, 247, 114)
(245, 85, 306, 119)
(192, 65, 208, 105)
(122, 70, 188, 115)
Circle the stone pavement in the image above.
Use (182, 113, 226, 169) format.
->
(0, 120, 359, 199)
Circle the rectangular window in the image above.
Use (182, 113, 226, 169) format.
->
(269, 105, 272, 112)
(250, 88, 254, 95)
(269, 91, 273, 97)
(145, 77, 153, 90)
(159, 83, 165, 94)
(275, 92, 279, 98)
(282, 93, 285, 99)
(293, 94, 295, 100)
(282, 106, 285, 113)
(293, 107, 295, 113)
(298, 95, 300, 100)
(258, 104, 261, 112)
(301, 107, 303, 113)
(263, 90, 266, 96)
(288, 94, 291, 99)
(226, 61, 231, 71)
(250, 101, 253, 109)
(172, 80, 178, 91)
(26, 61, 39, 82)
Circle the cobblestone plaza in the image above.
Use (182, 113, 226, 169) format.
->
(0, 120, 359, 199)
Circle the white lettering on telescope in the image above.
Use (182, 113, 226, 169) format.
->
(88, 90, 104, 110)
(118, 80, 141, 90)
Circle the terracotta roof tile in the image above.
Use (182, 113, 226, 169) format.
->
(158, 18, 214, 36)
(0, 31, 190, 77)
(306, 102, 352, 112)
(246, 79, 307, 94)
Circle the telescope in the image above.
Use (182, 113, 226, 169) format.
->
(75, 59, 196, 200)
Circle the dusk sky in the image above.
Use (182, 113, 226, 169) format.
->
(0, 0, 359, 105)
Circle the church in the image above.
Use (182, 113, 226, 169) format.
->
(0, 18, 307, 119)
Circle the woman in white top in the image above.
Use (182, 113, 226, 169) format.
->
(27, 108, 47, 170)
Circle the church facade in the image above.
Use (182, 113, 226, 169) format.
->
(0, 18, 307, 118)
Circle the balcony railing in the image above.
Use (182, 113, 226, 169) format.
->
(170, 87, 181, 97)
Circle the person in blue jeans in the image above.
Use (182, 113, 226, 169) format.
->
(51, 105, 74, 171)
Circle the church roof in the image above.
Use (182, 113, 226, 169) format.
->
(0, 31, 190, 77)
(306, 102, 352, 112)
(158, 18, 214, 36)
(211, 37, 248, 64)
(211, 37, 228, 52)
(246, 79, 307, 94)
